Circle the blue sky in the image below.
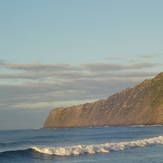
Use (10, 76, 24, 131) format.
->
(0, 0, 163, 130)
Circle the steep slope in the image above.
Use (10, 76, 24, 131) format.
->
(43, 72, 163, 128)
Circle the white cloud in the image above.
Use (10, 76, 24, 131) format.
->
(0, 59, 7, 65)
(104, 57, 124, 60)
(4, 62, 82, 72)
(81, 62, 157, 72)
(12, 99, 97, 110)
(141, 54, 163, 58)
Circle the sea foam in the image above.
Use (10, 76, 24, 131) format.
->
(31, 136, 163, 156)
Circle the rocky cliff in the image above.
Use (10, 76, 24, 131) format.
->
(42, 72, 163, 129)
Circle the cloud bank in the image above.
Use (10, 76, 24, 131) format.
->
(0, 57, 161, 111)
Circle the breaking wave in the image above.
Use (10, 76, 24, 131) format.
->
(31, 135, 163, 156)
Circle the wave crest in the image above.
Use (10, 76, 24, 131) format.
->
(31, 136, 163, 156)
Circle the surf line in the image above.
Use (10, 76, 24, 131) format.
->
(31, 136, 163, 156)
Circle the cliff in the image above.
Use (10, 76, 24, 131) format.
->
(42, 72, 163, 128)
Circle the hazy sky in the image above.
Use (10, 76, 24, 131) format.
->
(0, 0, 163, 130)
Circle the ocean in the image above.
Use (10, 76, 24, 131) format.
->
(1, 126, 163, 163)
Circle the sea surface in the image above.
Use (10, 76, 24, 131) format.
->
(1, 126, 163, 163)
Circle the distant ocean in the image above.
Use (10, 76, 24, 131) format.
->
(1, 126, 163, 163)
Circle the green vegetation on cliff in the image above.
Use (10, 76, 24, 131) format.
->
(43, 72, 163, 129)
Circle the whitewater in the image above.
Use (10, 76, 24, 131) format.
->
(31, 135, 163, 156)
(1, 126, 163, 162)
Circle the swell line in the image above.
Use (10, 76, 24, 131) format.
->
(0, 148, 32, 157)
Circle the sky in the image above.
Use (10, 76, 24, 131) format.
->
(0, 0, 163, 130)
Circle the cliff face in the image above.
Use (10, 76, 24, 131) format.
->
(43, 72, 163, 129)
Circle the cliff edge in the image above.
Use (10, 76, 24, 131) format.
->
(42, 72, 163, 128)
